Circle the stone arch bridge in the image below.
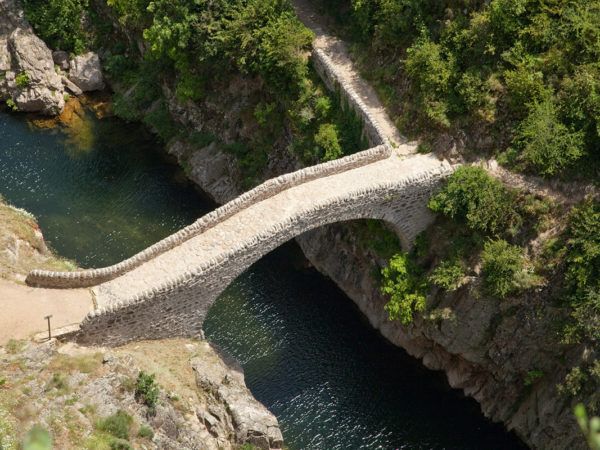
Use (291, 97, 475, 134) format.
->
(27, 146, 454, 346)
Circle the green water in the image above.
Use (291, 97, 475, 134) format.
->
(0, 110, 526, 449)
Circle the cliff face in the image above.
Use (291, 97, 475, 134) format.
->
(0, 338, 283, 450)
(158, 82, 584, 449)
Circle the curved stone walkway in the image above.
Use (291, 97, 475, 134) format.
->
(292, 0, 408, 151)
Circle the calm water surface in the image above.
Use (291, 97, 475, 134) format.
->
(0, 110, 526, 449)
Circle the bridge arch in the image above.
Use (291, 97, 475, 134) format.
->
(63, 152, 453, 346)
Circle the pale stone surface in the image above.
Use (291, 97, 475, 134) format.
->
(63, 152, 453, 346)
(0, 0, 65, 114)
(68, 51, 104, 92)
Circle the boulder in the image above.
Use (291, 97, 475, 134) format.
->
(68, 51, 104, 92)
(52, 50, 69, 70)
(0, 0, 65, 115)
(61, 75, 82, 96)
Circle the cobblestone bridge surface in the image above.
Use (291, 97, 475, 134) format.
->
(50, 150, 452, 346)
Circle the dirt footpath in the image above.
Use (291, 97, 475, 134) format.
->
(0, 279, 92, 344)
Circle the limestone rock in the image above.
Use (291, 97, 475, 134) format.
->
(61, 75, 82, 95)
(68, 51, 104, 92)
(0, 0, 65, 115)
(191, 349, 284, 450)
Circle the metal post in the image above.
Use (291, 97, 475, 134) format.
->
(44, 315, 53, 340)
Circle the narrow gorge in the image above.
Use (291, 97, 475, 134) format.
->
(1, 0, 598, 449)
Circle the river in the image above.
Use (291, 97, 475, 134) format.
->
(0, 108, 526, 449)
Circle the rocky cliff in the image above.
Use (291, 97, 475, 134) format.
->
(160, 84, 585, 449)
(0, 338, 283, 449)
(0, 0, 105, 115)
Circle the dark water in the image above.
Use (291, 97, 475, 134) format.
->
(0, 110, 526, 449)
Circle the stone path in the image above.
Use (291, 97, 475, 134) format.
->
(292, 0, 406, 149)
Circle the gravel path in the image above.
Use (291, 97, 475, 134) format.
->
(0, 279, 92, 344)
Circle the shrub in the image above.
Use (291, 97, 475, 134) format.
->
(135, 371, 159, 413)
(511, 97, 585, 176)
(428, 166, 521, 236)
(21, 0, 89, 53)
(15, 72, 30, 88)
(96, 410, 133, 440)
(314, 123, 342, 161)
(481, 239, 525, 298)
(6, 98, 18, 112)
(429, 260, 465, 291)
(558, 366, 587, 397)
(524, 369, 544, 386)
(404, 35, 453, 127)
(138, 425, 154, 439)
(381, 253, 427, 324)
(565, 199, 600, 299)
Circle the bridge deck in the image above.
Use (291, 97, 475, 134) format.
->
(93, 153, 444, 308)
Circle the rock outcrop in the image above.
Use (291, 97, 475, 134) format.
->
(68, 51, 105, 92)
(0, 0, 65, 114)
(0, 338, 283, 450)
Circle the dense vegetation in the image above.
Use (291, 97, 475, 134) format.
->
(318, 0, 600, 180)
(22, 0, 368, 187)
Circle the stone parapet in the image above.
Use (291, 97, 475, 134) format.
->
(26, 144, 391, 289)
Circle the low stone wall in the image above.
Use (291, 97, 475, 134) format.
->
(75, 160, 454, 346)
(26, 144, 391, 289)
(312, 49, 386, 147)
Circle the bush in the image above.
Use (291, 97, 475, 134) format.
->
(381, 253, 427, 324)
(21, 0, 89, 53)
(96, 410, 133, 440)
(15, 72, 30, 88)
(135, 371, 159, 413)
(481, 239, 525, 298)
(314, 123, 342, 161)
(138, 425, 154, 439)
(428, 166, 521, 236)
(558, 366, 587, 397)
(565, 199, 600, 299)
(429, 260, 465, 291)
(404, 35, 453, 127)
(512, 97, 585, 176)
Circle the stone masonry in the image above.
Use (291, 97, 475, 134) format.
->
(69, 152, 453, 346)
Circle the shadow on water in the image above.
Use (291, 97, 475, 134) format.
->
(205, 242, 528, 450)
(0, 109, 527, 449)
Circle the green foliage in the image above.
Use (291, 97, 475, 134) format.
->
(381, 252, 427, 324)
(21, 0, 89, 53)
(511, 97, 586, 176)
(137, 425, 154, 439)
(574, 404, 600, 450)
(314, 123, 342, 161)
(481, 239, 525, 298)
(22, 425, 52, 450)
(5, 98, 18, 112)
(565, 199, 600, 299)
(558, 366, 587, 397)
(524, 370, 544, 386)
(404, 35, 453, 128)
(335, 0, 600, 178)
(15, 72, 30, 88)
(428, 166, 521, 236)
(135, 371, 159, 413)
(96, 410, 133, 440)
(429, 260, 465, 291)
